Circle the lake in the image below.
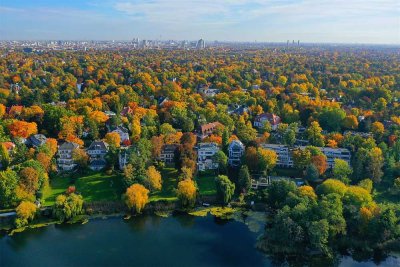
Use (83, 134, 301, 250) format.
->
(0, 214, 399, 267)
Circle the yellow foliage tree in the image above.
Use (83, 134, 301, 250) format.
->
(124, 184, 149, 213)
(146, 166, 162, 191)
(177, 179, 197, 208)
(105, 132, 121, 148)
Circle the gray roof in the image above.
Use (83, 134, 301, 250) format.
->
(87, 141, 109, 151)
(59, 141, 79, 150)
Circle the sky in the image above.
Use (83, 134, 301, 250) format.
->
(0, 0, 399, 44)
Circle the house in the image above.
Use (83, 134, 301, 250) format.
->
(228, 140, 245, 167)
(197, 142, 220, 171)
(57, 142, 79, 171)
(261, 143, 293, 168)
(228, 104, 249, 115)
(111, 125, 130, 144)
(198, 87, 220, 97)
(198, 122, 223, 139)
(104, 111, 116, 117)
(120, 106, 134, 117)
(118, 147, 132, 170)
(27, 134, 47, 147)
(87, 141, 109, 171)
(254, 113, 281, 130)
(320, 147, 351, 168)
(159, 144, 179, 164)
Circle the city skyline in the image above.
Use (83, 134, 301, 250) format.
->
(0, 0, 399, 44)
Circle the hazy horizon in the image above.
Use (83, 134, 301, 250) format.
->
(0, 0, 399, 44)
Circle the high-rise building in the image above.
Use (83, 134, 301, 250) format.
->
(196, 39, 205, 49)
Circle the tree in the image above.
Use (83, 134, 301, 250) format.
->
(0, 143, 10, 169)
(342, 115, 358, 130)
(311, 155, 327, 175)
(215, 175, 235, 204)
(177, 179, 197, 208)
(306, 164, 320, 181)
(265, 180, 297, 210)
(19, 167, 39, 194)
(367, 147, 384, 183)
(238, 165, 251, 192)
(124, 184, 149, 213)
(318, 108, 346, 132)
(257, 147, 277, 175)
(0, 169, 18, 208)
(15, 201, 37, 228)
(298, 185, 317, 200)
(333, 159, 352, 184)
(343, 186, 373, 208)
(7, 120, 38, 139)
(358, 179, 373, 193)
(371, 122, 384, 139)
(292, 148, 311, 170)
(36, 152, 51, 172)
(146, 166, 162, 191)
(283, 128, 296, 147)
(244, 146, 259, 173)
(72, 148, 89, 170)
(131, 117, 142, 142)
(105, 132, 121, 148)
(212, 150, 228, 174)
(306, 121, 324, 146)
(308, 219, 329, 254)
(53, 193, 84, 221)
(316, 179, 347, 197)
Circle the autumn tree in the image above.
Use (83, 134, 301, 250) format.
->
(311, 155, 327, 175)
(306, 121, 325, 147)
(146, 166, 162, 191)
(19, 167, 39, 194)
(0, 143, 10, 169)
(72, 148, 89, 170)
(53, 193, 84, 221)
(0, 169, 19, 208)
(257, 147, 277, 175)
(177, 179, 197, 208)
(15, 201, 37, 228)
(105, 132, 121, 148)
(7, 120, 38, 139)
(124, 184, 149, 213)
(367, 147, 384, 183)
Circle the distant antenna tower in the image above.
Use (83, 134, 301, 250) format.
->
(298, 40, 300, 46)
(292, 40, 295, 44)
(287, 40, 289, 48)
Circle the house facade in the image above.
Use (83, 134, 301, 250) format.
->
(159, 144, 179, 164)
(228, 140, 245, 167)
(261, 143, 351, 169)
(197, 142, 220, 171)
(254, 113, 281, 130)
(87, 141, 109, 171)
(111, 125, 130, 144)
(57, 142, 79, 171)
(28, 134, 47, 147)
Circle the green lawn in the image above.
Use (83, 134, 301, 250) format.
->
(43, 172, 125, 206)
(149, 168, 179, 202)
(196, 172, 217, 196)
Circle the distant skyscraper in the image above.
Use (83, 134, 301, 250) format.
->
(196, 39, 205, 49)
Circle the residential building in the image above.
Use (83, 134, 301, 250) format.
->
(57, 142, 79, 171)
(198, 122, 223, 139)
(254, 113, 281, 130)
(27, 134, 47, 147)
(261, 143, 351, 169)
(261, 144, 293, 168)
(197, 142, 220, 171)
(228, 140, 245, 167)
(111, 125, 130, 144)
(120, 106, 134, 117)
(159, 144, 179, 164)
(87, 141, 109, 171)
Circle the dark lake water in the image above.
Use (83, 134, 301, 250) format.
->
(0, 214, 399, 267)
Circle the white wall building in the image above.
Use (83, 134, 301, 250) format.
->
(197, 142, 220, 171)
(57, 142, 79, 171)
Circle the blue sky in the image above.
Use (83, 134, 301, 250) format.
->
(0, 0, 399, 44)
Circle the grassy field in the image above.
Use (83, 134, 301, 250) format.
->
(43, 172, 125, 206)
(149, 168, 179, 202)
(196, 172, 217, 196)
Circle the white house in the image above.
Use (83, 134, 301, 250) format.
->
(111, 126, 130, 144)
(87, 141, 109, 171)
(197, 142, 220, 171)
(57, 142, 79, 171)
(228, 140, 245, 167)
(159, 144, 179, 164)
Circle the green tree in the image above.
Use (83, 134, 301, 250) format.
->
(238, 165, 251, 192)
(306, 121, 325, 147)
(215, 175, 235, 204)
(0, 143, 10, 169)
(212, 150, 228, 174)
(306, 164, 319, 181)
(0, 169, 18, 208)
(333, 159, 352, 184)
